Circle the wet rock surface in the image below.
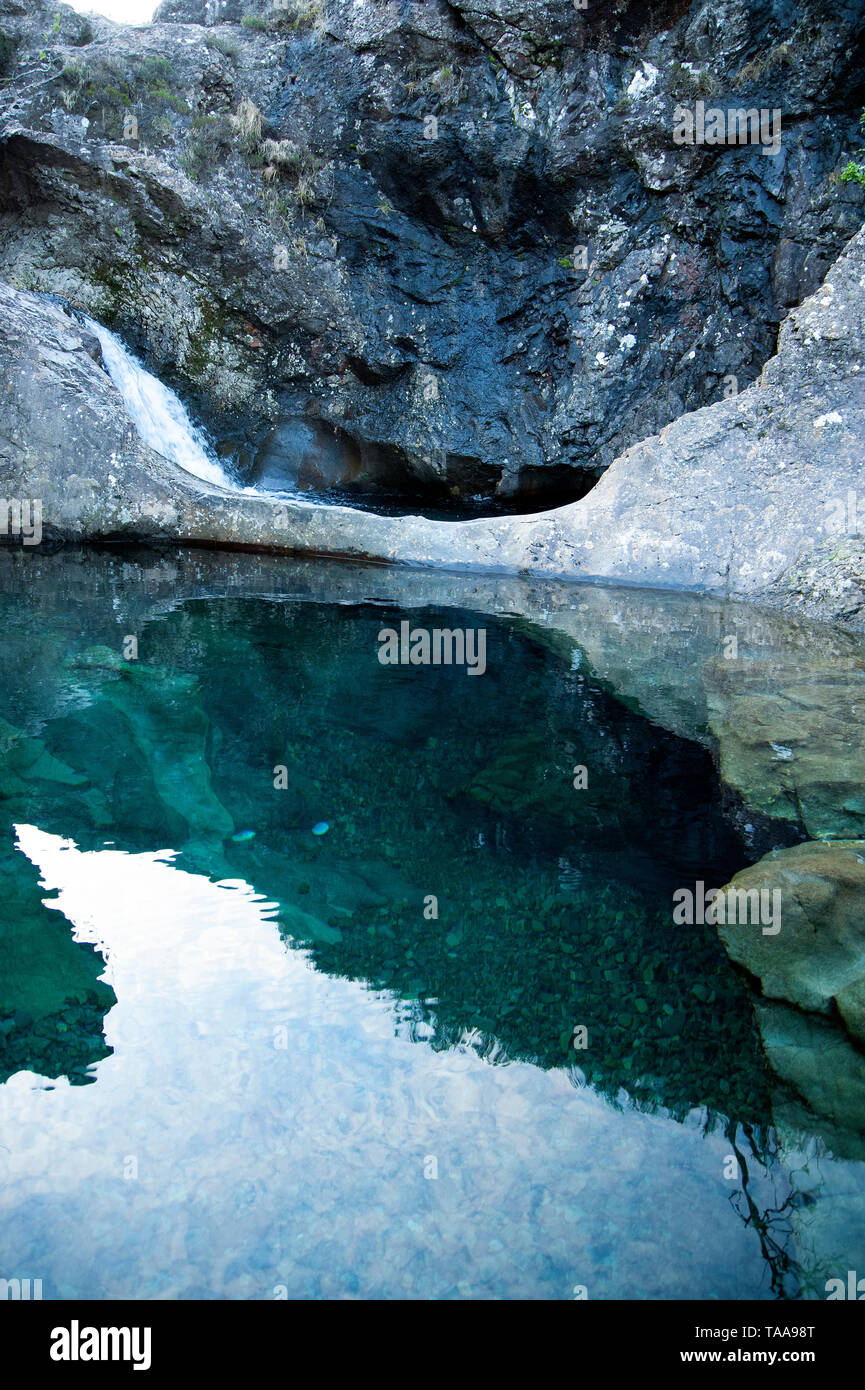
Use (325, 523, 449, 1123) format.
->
(718, 841, 865, 1033)
(757, 998, 865, 1138)
(4, 544, 865, 845)
(704, 651, 865, 841)
(3, 218, 865, 624)
(717, 840, 865, 1139)
(0, 0, 863, 506)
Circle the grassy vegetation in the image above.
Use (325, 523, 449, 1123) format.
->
(203, 30, 240, 59)
(668, 61, 719, 101)
(427, 63, 465, 111)
(0, 26, 16, 78)
(179, 97, 326, 209)
(261, 136, 307, 174)
(180, 112, 234, 180)
(840, 108, 865, 186)
(260, 135, 326, 208)
(59, 52, 189, 124)
(263, 2, 324, 34)
(229, 96, 262, 152)
(733, 40, 793, 88)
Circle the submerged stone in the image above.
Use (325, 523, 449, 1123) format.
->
(717, 840, 865, 1039)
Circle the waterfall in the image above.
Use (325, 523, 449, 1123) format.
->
(83, 317, 234, 490)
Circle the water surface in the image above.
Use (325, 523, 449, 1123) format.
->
(0, 548, 863, 1299)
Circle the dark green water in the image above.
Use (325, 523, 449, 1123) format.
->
(0, 550, 862, 1299)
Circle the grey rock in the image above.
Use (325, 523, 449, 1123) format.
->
(717, 841, 865, 1035)
(757, 998, 865, 1136)
(2, 219, 865, 627)
(0, 0, 863, 504)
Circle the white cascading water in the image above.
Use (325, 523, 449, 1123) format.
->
(83, 316, 235, 489)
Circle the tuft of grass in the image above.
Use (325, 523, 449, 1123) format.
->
(58, 51, 188, 123)
(261, 137, 307, 173)
(229, 96, 262, 151)
(734, 41, 793, 89)
(294, 168, 321, 207)
(241, 15, 268, 31)
(262, 138, 329, 208)
(427, 62, 464, 110)
(669, 61, 719, 101)
(265, 1, 324, 34)
(204, 30, 240, 59)
(181, 112, 234, 180)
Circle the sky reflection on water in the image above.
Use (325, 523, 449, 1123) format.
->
(0, 825, 780, 1301)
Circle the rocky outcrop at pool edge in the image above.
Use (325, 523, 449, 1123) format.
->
(718, 841, 865, 1040)
(717, 841, 865, 1136)
(3, 215, 865, 623)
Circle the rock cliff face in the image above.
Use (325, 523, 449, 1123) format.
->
(0, 0, 864, 508)
(3, 220, 865, 627)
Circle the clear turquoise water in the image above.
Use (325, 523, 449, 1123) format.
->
(0, 552, 863, 1299)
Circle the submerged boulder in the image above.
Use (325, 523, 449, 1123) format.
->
(704, 651, 865, 841)
(65, 645, 235, 850)
(713, 840, 865, 1139)
(756, 998, 865, 1137)
(717, 840, 865, 1037)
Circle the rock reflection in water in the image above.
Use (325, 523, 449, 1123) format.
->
(0, 547, 864, 1298)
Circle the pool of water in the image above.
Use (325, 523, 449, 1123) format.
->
(0, 548, 863, 1299)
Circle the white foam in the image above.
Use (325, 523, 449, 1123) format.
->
(84, 316, 234, 489)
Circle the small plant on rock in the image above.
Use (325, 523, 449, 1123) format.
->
(294, 168, 318, 207)
(204, 31, 240, 59)
(840, 109, 865, 186)
(266, 1, 324, 34)
(181, 113, 234, 178)
(427, 63, 464, 111)
(261, 137, 307, 175)
(229, 97, 262, 152)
